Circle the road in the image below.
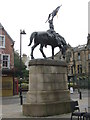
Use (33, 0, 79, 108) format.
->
(1, 89, 90, 118)
(2, 89, 89, 104)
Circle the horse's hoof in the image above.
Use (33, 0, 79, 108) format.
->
(44, 57, 47, 59)
(31, 56, 34, 59)
(31, 57, 34, 59)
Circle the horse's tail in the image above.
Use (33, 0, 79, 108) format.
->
(28, 32, 37, 46)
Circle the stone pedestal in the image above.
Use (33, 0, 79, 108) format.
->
(23, 59, 72, 116)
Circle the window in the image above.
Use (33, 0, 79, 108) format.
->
(78, 53, 80, 60)
(79, 65, 82, 73)
(71, 66, 73, 74)
(0, 54, 1, 68)
(0, 54, 1, 64)
(77, 64, 82, 74)
(77, 65, 79, 73)
(0, 35, 5, 48)
(1, 54, 10, 69)
(89, 54, 90, 60)
(89, 63, 90, 74)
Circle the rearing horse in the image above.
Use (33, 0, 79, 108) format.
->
(28, 31, 67, 59)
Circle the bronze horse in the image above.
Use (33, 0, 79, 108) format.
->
(28, 31, 67, 59)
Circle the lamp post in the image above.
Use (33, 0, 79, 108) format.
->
(20, 29, 26, 105)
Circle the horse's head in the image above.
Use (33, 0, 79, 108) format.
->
(62, 37, 68, 48)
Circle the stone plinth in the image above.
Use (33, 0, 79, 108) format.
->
(23, 59, 72, 116)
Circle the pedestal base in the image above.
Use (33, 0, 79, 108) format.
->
(23, 101, 73, 117)
(23, 59, 72, 117)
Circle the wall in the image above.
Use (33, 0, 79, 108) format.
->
(1, 76, 13, 96)
(0, 25, 14, 96)
(0, 28, 14, 69)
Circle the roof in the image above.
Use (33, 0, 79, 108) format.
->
(73, 44, 87, 52)
(0, 23, 14, 44)
(0, 23, 3, 28)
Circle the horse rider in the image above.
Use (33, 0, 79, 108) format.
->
(46, 5, 62, 45)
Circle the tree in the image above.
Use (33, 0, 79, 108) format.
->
(14, 51, 29, 79)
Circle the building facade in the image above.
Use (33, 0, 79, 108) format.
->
(22, 54, 30, 70)
(55, 34, 90, 88)
(0, 23, 15, 96)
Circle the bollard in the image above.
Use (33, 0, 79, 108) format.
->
(20, 95, 23, 105)
(20, 86, 23, 105)
(79, 91, 82, 100)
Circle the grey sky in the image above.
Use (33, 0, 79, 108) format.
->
(88, 2, 90, 33)
(0, 0, 89, 58)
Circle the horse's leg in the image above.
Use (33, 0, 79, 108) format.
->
(62, 47, 66, 59)
(52, 47, 54, 59)
(58, 46, 62, 59)
(31, 43, 38, 59)
(59, 45, 65, 59)
(40, 44, 46, 58)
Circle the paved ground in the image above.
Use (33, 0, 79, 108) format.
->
(0, 89, 89, 119)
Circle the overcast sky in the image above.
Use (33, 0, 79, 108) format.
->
(88, 1, 90, 33)
(0, 0, 89, 59)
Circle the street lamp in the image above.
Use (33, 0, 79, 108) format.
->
(20, 29, 26, 105)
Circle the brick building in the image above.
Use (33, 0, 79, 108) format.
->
(0, 23, 15, 96)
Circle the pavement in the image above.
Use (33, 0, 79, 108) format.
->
(0, 89, 89, 119)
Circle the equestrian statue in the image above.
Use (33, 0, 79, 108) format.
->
(28, 5, 68, 59)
